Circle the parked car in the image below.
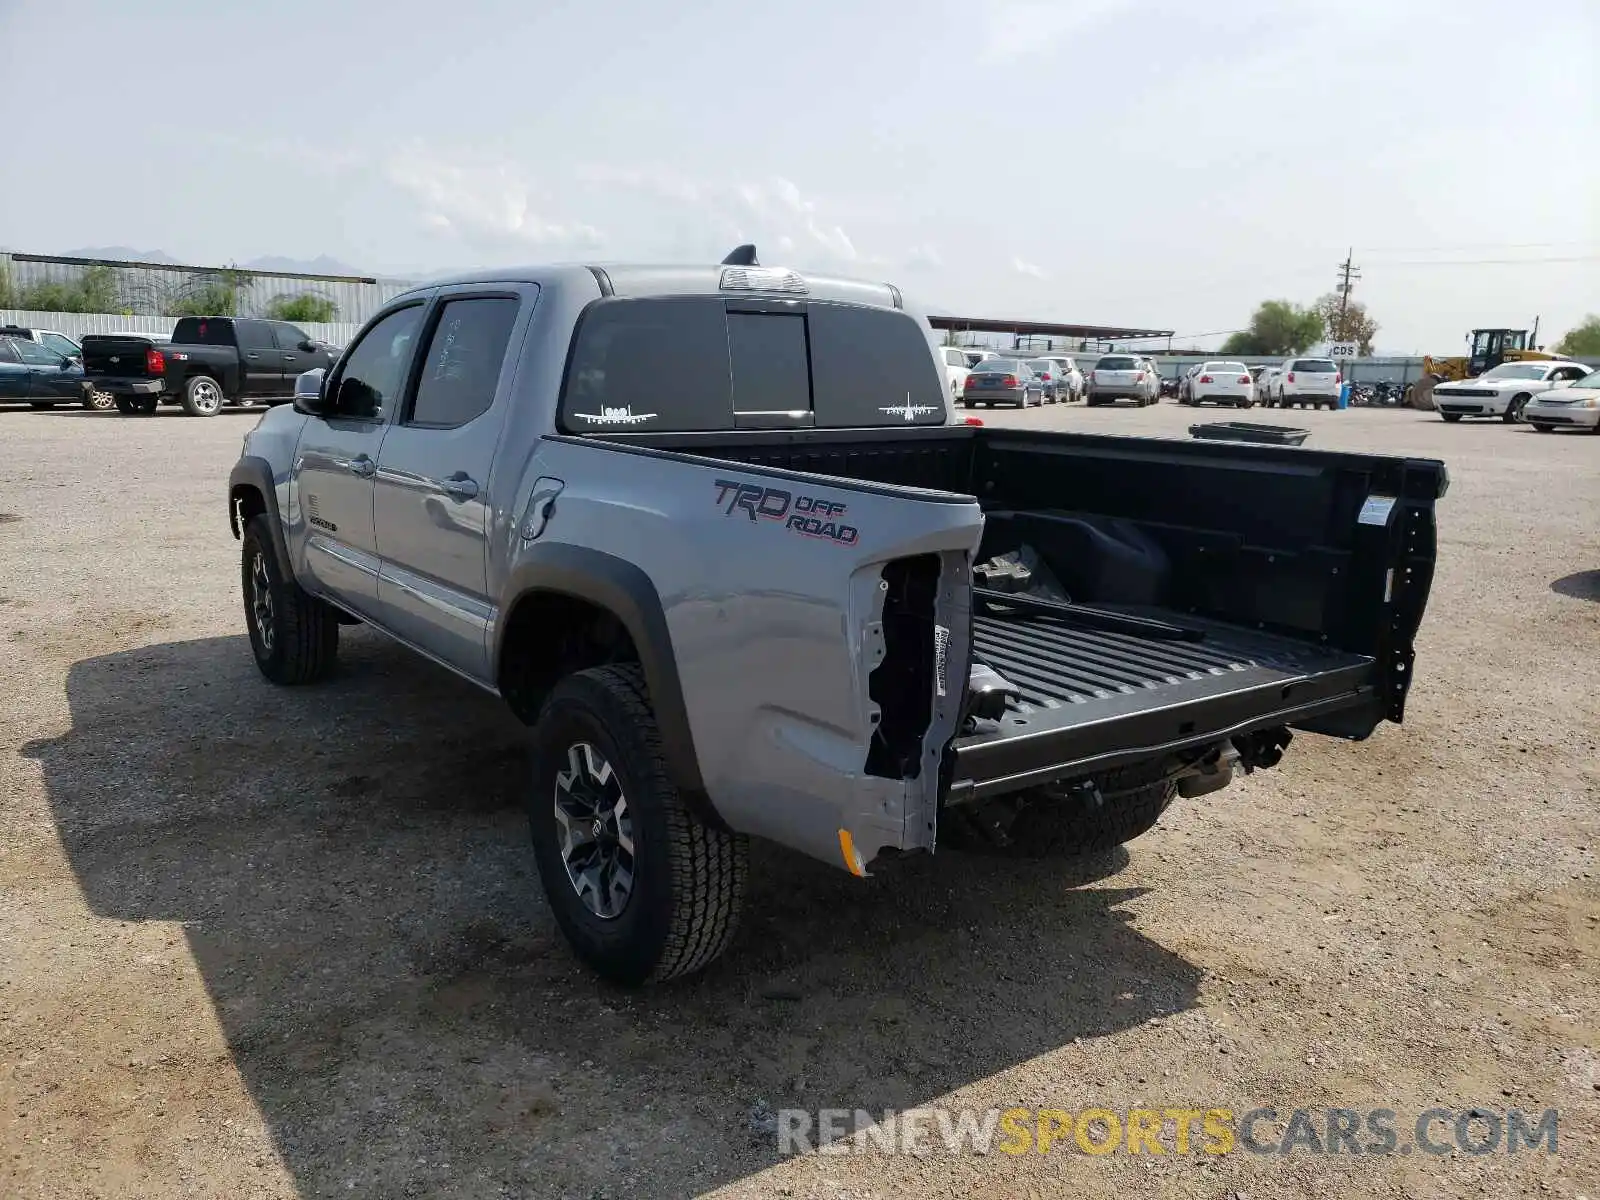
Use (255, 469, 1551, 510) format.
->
(1025, 357, 1070, 403)
(1086, 354, 1158, 406)
(82, 316, 338, 416)
(0, 334, 90, 409)
(963, 358, 1045, 407)
(1522, 366, 1600, 433)
(1, 324, 84, 361)
(1257, 366, 1282, 404)
(962, 350, 989, 369)
(1265, 357, 1342, 409)
(939, 346, 972, 403)
(1431, 359, 1591, 424)
(227, 248, 1444, 986)
(1039, 355, 1084, 401)
(1182, 361, 1255, 408)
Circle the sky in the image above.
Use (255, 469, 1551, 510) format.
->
(2, 0, 1595, 352)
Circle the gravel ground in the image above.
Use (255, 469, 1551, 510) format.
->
(1, 400, 1596, 1200)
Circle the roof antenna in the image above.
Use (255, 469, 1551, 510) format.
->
(721, 244, 760, 266)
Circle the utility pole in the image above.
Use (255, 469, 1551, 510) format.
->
(1335, 247, 1362, 330)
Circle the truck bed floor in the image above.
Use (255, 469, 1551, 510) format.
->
(950, 608, 1377, 799)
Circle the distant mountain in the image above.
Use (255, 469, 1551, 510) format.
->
(59, 246, 372, 278)
(242, 253, 369, 277)
(62, 245, 182, 264)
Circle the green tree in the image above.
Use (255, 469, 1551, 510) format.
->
(265, 292, 339, 323)
(1313, 293, 1379, 355)
(167, 269, 245, 317)
(0, 264, 15, 309)
(1554, 314, 1600, 358)
(76, 265, 121, 313)
(1221, 300, 1324, 356)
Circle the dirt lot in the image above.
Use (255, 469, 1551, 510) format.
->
(1, 399, 1596, 1200)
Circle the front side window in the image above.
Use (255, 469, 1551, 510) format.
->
(272, 324, 311, 351)
(40, 332, 80, 358)
(408, 297, 520, 428)
(11, 338, 68, 366)
(328, 305, 424, 420)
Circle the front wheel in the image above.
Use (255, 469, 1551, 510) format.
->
(1504, 394, 1530, 423)
(1533, 424, 1554, 433)
(241, 513, 339, 684)
(1441, 413, 1463, 423)
(529, 664, 749, 985)
(181, 375, 225, 417)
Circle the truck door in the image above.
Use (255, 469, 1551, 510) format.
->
(292, 304, 425, 613)
(234, 320, 281, 396)
(372, 290, 529, 680)
(272, 322, 315, 384)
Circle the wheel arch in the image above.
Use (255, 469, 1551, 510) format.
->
(497, 544, 719, 827)
(228, 456, 293, 581)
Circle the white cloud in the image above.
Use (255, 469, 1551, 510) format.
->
(904, 243, 944, 270)
(1013, 257, 1047, 279)
(979, 0, 1138, 63)
(383, 144, 603, 249)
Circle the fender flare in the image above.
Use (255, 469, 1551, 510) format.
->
(228, 456, 293, 582)
(496, 543, 719, 827)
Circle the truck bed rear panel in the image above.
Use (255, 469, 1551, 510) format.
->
(953, 609, 1376, 799)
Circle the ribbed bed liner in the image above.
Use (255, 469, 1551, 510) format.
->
(968, 608, 1374, 733)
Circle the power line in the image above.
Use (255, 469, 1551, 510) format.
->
(1363, 255, 1600, 266)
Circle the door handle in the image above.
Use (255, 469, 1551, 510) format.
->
(439, 473, 479, 500)
(340, 454, 376, 478)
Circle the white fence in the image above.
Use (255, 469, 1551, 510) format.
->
(1, 309, 362, 348)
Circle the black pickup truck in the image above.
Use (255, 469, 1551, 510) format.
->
(83, 316, 337, 416)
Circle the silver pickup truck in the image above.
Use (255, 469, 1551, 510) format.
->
(228, 247, 1446, 986)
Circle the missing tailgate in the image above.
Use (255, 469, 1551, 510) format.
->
(866, 553, 941, 780)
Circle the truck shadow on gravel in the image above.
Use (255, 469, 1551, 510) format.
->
(26, 633, 1203, 1199)
(1551, 570, 1600, 602)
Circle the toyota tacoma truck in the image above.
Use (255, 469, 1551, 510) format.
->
(227, 248, 1446, 986)
(84, 315, 336, 416)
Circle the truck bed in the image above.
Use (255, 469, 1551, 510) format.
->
(589, 421, 1442, 798)
(953, 606, 1375, 799)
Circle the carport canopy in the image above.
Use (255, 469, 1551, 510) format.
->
(928, 313, 1173, 350)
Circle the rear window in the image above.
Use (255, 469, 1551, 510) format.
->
(559, 297, 946, 431)
(171, 317, 234, 346)
(1095, 356, 1137, 371)
(1290, 359, 1337, 373)
(974, 359, 1024, 373)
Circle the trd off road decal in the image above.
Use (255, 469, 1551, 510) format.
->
(713, 479, 860, 547)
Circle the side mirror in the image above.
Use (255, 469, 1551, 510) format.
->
(298, 339, 317, 352)
(292, 367, 328, 415)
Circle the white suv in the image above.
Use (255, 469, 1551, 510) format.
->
(938, 346, 972, 403)
(1267, 357, 1342, 409)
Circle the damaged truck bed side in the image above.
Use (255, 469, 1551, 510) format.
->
(229, 254, 1445, 985)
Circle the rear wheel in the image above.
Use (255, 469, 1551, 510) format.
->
(114, 397, 136, 416)
(83, 389, 116, 412)
(529, 664, 748, 985)
(181, 375, 225, 417)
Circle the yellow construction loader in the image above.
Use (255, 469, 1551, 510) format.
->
(1410, 328, 1559, 408)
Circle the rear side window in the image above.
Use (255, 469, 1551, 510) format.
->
(408, 297, 520, 428)
(0, 339, 19, 363)
(559, 296, 946, 431)
(235, 321, 276, 350)
(1291, 359, 1337, 373)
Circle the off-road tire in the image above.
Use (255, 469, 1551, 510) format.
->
(181, 374, 225, 417)
(940, 763, 1177, 857)
(241, 513, 339, 684)
(529, 664, 748, 986)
